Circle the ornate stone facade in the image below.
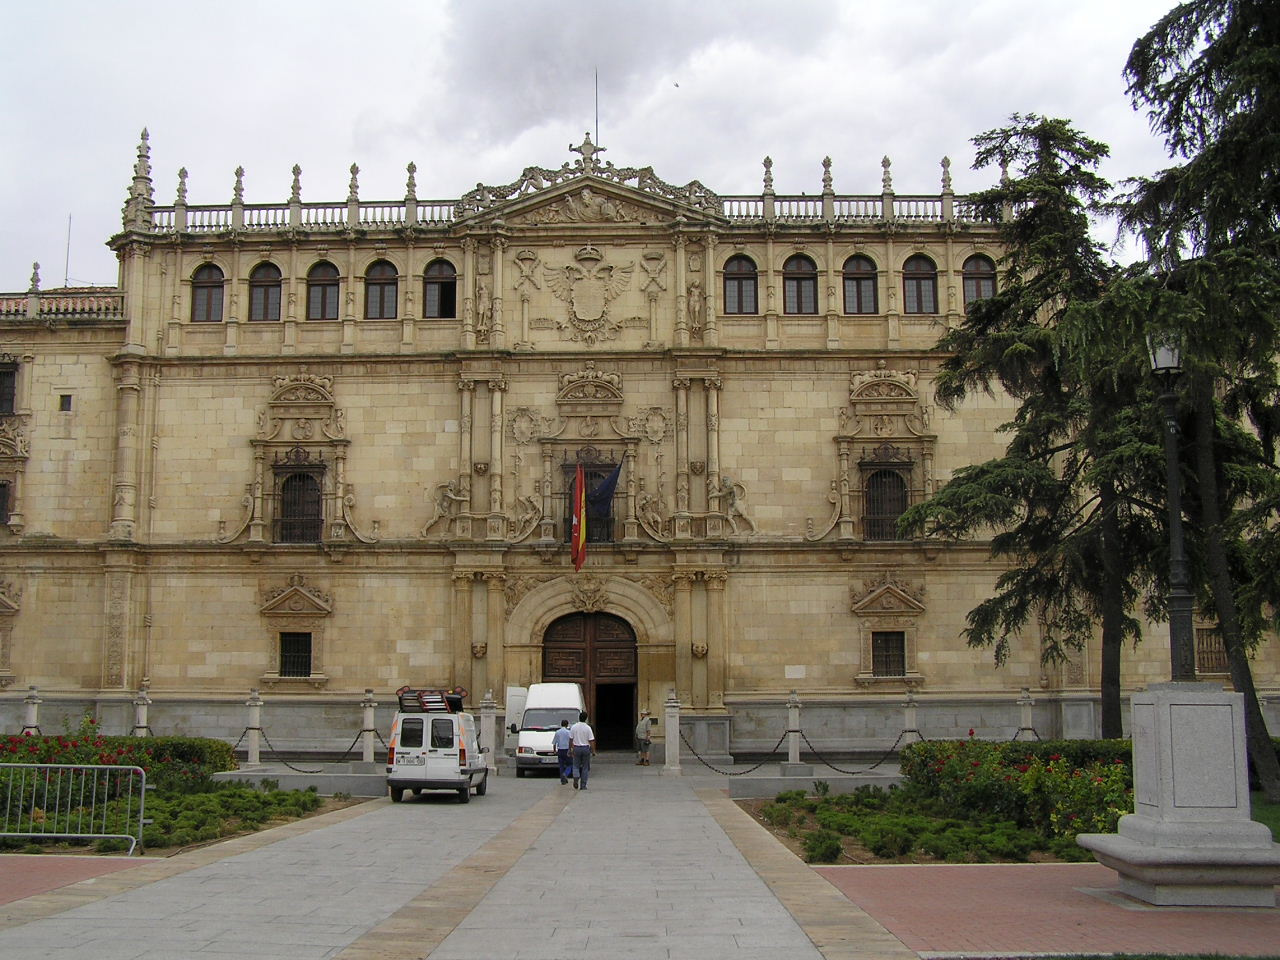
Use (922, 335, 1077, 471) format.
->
(2, 132, 1275, 749)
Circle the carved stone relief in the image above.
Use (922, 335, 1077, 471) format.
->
(0, 579, 20, 687)
(543, 246, 634, 345)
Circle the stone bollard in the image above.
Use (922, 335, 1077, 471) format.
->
(245, 688, 264, 766)
(21, 685, 41, 735)
(132, 683, 152, 736)
(662, 690, 681, 775)
(780, 689, 814, 777)
(360, 688, 378, 763)
(479, 689, 497, 773)
(1016, 687, 1036, 739)
(901, 690, 923, 744)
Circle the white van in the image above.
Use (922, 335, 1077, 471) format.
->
(386, 688, 489, 803)
(509, 682, 586, 778)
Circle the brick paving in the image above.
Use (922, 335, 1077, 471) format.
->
(816, 861, 1280, 957)
(0, 855, 146, 906)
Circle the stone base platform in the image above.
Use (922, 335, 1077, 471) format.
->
(214, 761, 389, 797)
(1079, 827, 1280, 907)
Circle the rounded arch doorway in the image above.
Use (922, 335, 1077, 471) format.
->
(542, 612, 636, 751)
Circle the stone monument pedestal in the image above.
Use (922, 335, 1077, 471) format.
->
(1078, 682, 1280, 906)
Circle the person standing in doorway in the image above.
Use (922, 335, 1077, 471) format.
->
(569, 711, 596, 790)
(552, 718, 573, 784)
(635, 709, 652, 765)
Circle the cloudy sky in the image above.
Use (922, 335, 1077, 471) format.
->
(2, 0, 1178, 292)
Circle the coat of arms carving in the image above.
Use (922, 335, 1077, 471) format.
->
(544, 246, 634, 345)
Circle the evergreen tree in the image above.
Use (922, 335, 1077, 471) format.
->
(1120, 0, 1280, 799)
(901, 116, 1162, 737)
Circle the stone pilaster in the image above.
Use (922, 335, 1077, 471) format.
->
(452, 570, 475, 690)
(109, 358, 144, 541)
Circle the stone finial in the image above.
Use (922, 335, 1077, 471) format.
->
(570, 132, 605, 169)
(881, 156, 893, 193)
(29, 262, 40, 293)
(762, 156, 774, 192)
(134, 128, 152, 182)
(405, 161, 417, 201)
(233, 166, 245, 204)
(176, 167, 188, 204)
(821, 156, 833, 194)
(348, 163, 360, 202)
(123, 128, 155, 228)
(941, 156, 952, 192)
(1000, 159, 1011, 186)
(290, 164, 302, 203)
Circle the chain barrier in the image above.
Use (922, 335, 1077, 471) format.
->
(1009, 727, 1042, 742)
(332, 727, 390, 763)
(799, 729, 919, 775)
(679, 730, 789, 775)
(229, 726, 324, 774)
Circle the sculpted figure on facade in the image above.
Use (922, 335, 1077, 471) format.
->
(422, 480, 466, 537)
(717, 475, 757, 536)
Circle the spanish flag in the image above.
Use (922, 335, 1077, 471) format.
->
(570, 463, 587, 571)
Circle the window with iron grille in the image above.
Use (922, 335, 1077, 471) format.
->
(424, 259, 457, 318)
(276, 472, 323, 543)
(782, 255, 818, 314)
(0, 481, 9, 525)
(843, 255, 877, 314)
(0, 364, 15, 415)
(191, 264, 224, 323)
(365, 260, 398, 319)
(723, 255, 758, 314)
(307, 262, 340, 320)
(1195, 626, 1229, 675)
(864, 470, 908, 540)
(962, 255, 996, 310)
(279, 632, 312, 677)
(562, 462, 619, 543)
(249, 263, 282, 321)
(902, 255, 937, 314)
(871, 631, 906, 677)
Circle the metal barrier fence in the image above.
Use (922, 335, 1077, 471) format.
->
(1, 763, 149, 855)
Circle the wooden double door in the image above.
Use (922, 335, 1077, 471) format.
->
(542, 612, 636, 750)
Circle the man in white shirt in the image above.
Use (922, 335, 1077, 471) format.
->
(568, 711, 596, 790)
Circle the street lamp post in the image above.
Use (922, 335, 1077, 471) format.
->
(1147, 333, 1197, 682)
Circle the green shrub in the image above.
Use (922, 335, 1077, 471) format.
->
(802, 828, 843, 863)
(775, 789, 807, 806)
(760, 803, 793, 827)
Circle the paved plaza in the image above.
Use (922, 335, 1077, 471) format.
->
(1, 758, 1278, 959)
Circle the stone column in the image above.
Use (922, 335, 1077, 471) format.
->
(703, 233, 719, 347)
(21, 685, 41, 734)
(245, 688, 263, 766)
(360, 688, 378, 763)
(490, 238, 506, 348)
(836, 438, 855, 539)
(780, 689, 814, 776)
(452, 570, 475, 691)
(481, 572, 506, 696)
(623, 439, 639, 540)
(248, 448, 267, 543)
(704, 570, 727, 708)
(901, 690, 923, 744)
(282, 242, 299, 354)
(132, 684, 152, 736)
(479, 689, 498, 771)
(102, 552, 134, 690)
(672, 571, 695, 703)
(764, 231, 779, 349)
(662, 690, 682, 775)
(487, 379, 507, 540)
(109, 358, 144, 541)
(673, 236, 688, 347)
(341, 242, 357, 353)
(456, 380, 475, 539)
(461, 238, 477, 349)
(538, 442, 556, 541)
(673, 377, 691, 539)
(400, 241, 416, 352)
(704, 376, 723, 538)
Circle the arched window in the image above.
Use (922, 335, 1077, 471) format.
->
(365, 260, 398, 319)
(423, 259, 457, 318)
(248, 263, 282, 322)
(190, 264, 224, 323)
(864, 470, 908, 541)
(723, 255, 758, 315)
(782, 255, 818, 314)
(306, 262, 340, 321)
(277, 473, 322, 543)
(842, 255, 878, 314)
(902, 255, 937, 314)
(962, 254, 997, 309)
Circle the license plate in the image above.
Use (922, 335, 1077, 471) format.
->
(397, 756, 425, 766)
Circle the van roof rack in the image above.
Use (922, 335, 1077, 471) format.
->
(395, 686, 466, 713)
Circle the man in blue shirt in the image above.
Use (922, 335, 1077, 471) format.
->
(551, 719, 573, 784)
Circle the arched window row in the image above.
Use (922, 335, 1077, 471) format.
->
(186, 259, 460, 322)
(719, 253, 996, 317)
